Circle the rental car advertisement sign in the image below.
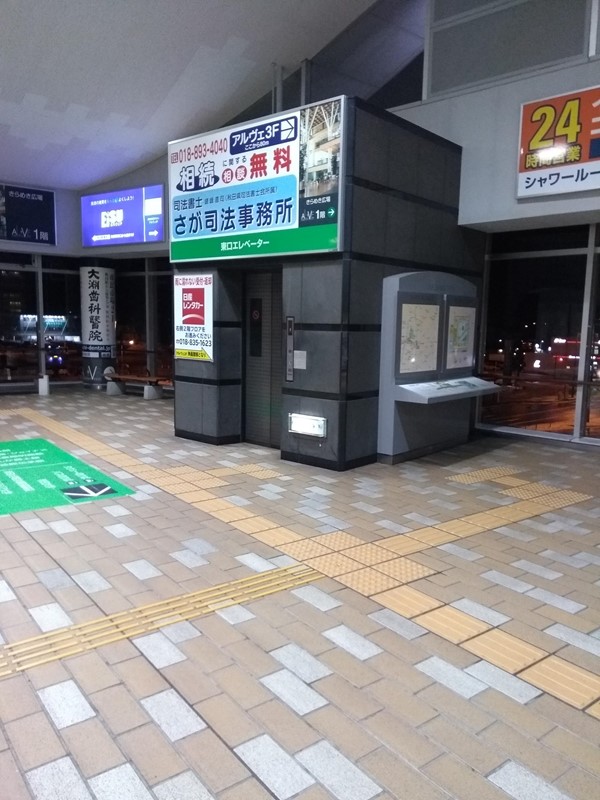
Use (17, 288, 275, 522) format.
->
(518, 86, 600, 197)
(168, 97, 344, 261)
(173, 273, 213, 361)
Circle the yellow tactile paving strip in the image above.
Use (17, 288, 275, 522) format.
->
(2, 407, 599, 715)
(520, 656, 600, 710)
(461, 629, 547, 673)
(0, 565, 319, 679)
(416, 606, 491, 643)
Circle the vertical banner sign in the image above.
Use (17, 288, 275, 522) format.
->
(174, 273, 213, 360)
(518, 85, 600, 197)
(80, 267, 116, 384)
(168, 97, 344, 261)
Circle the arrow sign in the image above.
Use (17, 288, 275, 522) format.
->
(327, 207, 336, 218)
(62, 483, 117, 499)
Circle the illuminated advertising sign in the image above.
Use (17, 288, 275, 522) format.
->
(518, 86, 600, 197)
(168, 97, 345, 262)
(0, 184, 55, 244)
(81, 184, 164, 247)
(173, 273, 213, 361)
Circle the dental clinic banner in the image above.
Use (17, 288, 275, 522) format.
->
(518, 85, 600, 197)
(168, 97, 345, 261)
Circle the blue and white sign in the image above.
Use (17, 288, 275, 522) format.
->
(81, 184, 164, 247)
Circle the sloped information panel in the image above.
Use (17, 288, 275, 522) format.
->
(0, 438, 133, 515)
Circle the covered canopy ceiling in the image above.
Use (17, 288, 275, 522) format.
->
(0, 0, 402, 191)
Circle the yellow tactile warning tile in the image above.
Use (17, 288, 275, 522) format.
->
(433, 519, 486, 537)
(251, 528, 303, 546)
(0, 565, 319, 679)
(371, 586, 444, 618)
(373, 557, 436, 583)
(485, 502, 545, 522)
(234, 465, 280, 479)
(519, 656, 600, 710)
(315, 531, 365, 551)
(461, 629, 547, 673)
(192, 477, 230, 489)
(493, 476, 530, 487)
(193, 498, 236, 513)
(211, 507, 256, 523)
(279, 539, 333, 560)
(447, 466, 522, 483)
(305, 553, 362, 577)
(335, 568, 399, 595)
(460, 512, 508, 528)
(377, 536, 428, 556)
(174, 489, 215, 503)
(531, 489, 592, 507)
(408, 527, 459, 545)
(415, 606, 491, 644)
(165, 466, 206, 477)
(499, 482, 557, 499)
(341, 543, 395, 566)
(230, 516, 280, 534)
(205, 467, 241, 477)
(586, 701, 600, 720)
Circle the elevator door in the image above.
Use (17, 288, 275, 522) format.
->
(244, 271, 282, 447)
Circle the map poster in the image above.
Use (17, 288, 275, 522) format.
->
(399, 302, 440, 375)
(0, 438, 133, 515)
(446, 305, 476, 370)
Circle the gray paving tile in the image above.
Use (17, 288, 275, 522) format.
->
(260, 669, 328, 715)
(37, 568, 75, 590)
(124, 560, 162, 580)
(170, 550, 208, 568)
(133, 632, 187, 668)
(72, 570, 112, 593)
(234, 734, 315, 800)
(404, 512, 440, 525)
(526, 588, 585, 613)
(482, 570, 534, 593)
(162, 621, 202, 643)
(26, 757, 93, 800)
(369, 608, 427, 640)
(236, 553, 277, 572)
(153, 771, 215, 800)
(19, 518, 49, 533)
(539, 550, 587, 568)
(376, 520, 412, 534)
(415, 656, 487, 699)
(323, 625, 383, 661)
(181, 537, 216, 555)
(511, 559, 562, 580)
(495, 526, 536, 542)
(48, 519, 78, 535)
(350, 502, 383, 514)
(38, 680, 96, 729)
(488, 760, 571, 800)
(216, 604, 256, 624)
(89, 764, 153, 800)
(270, 643, 333, 683)
(465, 661, 542, 704)
(291, 585, 342, 611)
(30, 603, 73, 632)
(141, 689, 206, 741)
(297, 740, 381, 800)
(450, 598, 510, 627)
(438, 543, 483, 561)
(0, 579, 17, 602)
(104, 523, 136, 538)
(543, 623, 600, 656)
(103, 505, 131, 518)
